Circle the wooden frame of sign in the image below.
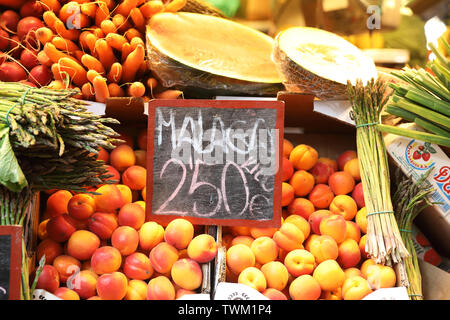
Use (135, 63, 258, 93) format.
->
(0, 225, 22, 300)
(146, 99, 284, 228)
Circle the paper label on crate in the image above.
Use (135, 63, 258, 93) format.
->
(32, 289, 62, 300)
(313, 100, 354, 126)
(384, 124, 450, 223)
(214, 282, 269, 300)
(177, 293, 211, 300)
(362, 287, 410, 300)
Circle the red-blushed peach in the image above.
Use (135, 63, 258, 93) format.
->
(46, 190, 73, 217)
(289, 144, 318, 171)
(122, 165, 147, 190)
(138, 221, 164, 252)
(116, 184, 133, 205)
(111, 226, 139, 256)
(287, 198, 315, 220)
(262, 288, 288, 300)
(250, 237, 278, 265)
(164, 218, 194, 250)
(94, 185, 126, 213)
(308, 235, 339, 263)
(67, 230, 100, 261)
(308, 184, 334, 209)
(281, 182, 295, 206)
(67, 269, 98, 299)
(273, 222, 304, 252)
(319, 214, 347, 244)
(149, 242, 179, 274)
(355, 207, 368, 234)
(97, 147, 109, 163)
(171, 258, 203, 291)
(35, 265, 60, 293)
(308, 210, 333, 235)
(342, 276, 373, 300)
(343, 158, 361, 181)
(147, 275, 175, 300)
(123, 252, 153, 280)
(110, 144, 136, 172)
(344, 267, 363, 279)
(366, 264, 396, 290)
(68, 194, 96, 220)
(318, 157, 338, 171)
(125, 279, 148, 300)
(351, 182, 365, 208)
(231, 235, 254, 248)
(187, 234, 218, 263)
(260, 261, 289, 291)
(359, 235, 369, 259)
(329, 195, 358, 221)
(284, 249, 315, 277)
(337, 239, 361, 269)
(88, 212, 118, 240)
(96, 271, 128, 300)
(37, 238, 63, 265)
(328, 171, 355, 195)
(103, 165, 121, 185)
(53, 287, 80, 300)
(90, 246, 122, 275)
(226, 244, 256, 275)
(345, 221, 361, 243)
(176, 288, 197, 299)
(313, 260, 345, 291)
(311, 161, 335, 184)
(238, 267, 267, 292)
(284, 214, 310, 239)
(337, 150, 357, 171)
(289, 170, 315, 197)
(118, 203, 145, 230)
(250, 226, 277, 239)
(360, 258, 376, 279)
(282, 157, 294, 182)
(53, 255, 81, 283)
(46, 214, 77, 243)
(289, 275, 321, 300)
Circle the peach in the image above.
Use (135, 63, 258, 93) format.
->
(344, 267, 363, 279)
(67, 230, 100, 261)
(231, 235, 254, 248)
(91, 246, 122, 275)
(282, 157, 294, 182)
(303, 234, 319, 252)
(318, 157, 338, 171)
(139, 221, 165, 252)
(250, 237, 278, 265)
(281, 182, 294, 206)
(118, 203, 145, 230)
(329, 195, 357, 221)
(46, 214, 77, 243)
(289, 275, 321, 300)
(284, 249, 315, 277)
(111, 226, 139, 256)
(345, 221, 361, 243)
(260, 261, 289, 291)
(355, 207, 368, 234)
(149, 242, 179, 274)
(110, 144, 136, 172)
(238, 267, 267, 292)
(308, 210, 332, 234)
(272, 222, 304, 252)
(122, 165, 147, 190)
(53, 287, 80, 300)
(262, 288, 288, 300)
(366, 264, 396, 290)
(226, 244, 255, 275)
(287, 198, 315, 220)
(337, 150, 357, 171)
(313, 260, 345, 291)
(68, 269, 98, 299)
(343, 158, 361, 181)
(134, 200, 145, 210)
(289, 170, 315, 197)
(123, 252, 153, 280)
(103, 165, 120, 184)
(46, 190, 72, 217)
(308, 184, 334, 209)
(311, 162, 335, 184)
(230, 226, 251, 237)
(284, 215, 310, 239)
(37, 239, 63, 265)
(176, 288, 197, 299)
(164, 218, 194, 250)
(308, 235, 339, 263)
(289, 144, 318, 171)
(53, 255, 81, 283)
(88, 212, 118, 240)
(94, 185, 126, 213)
(250, 226, 277, 239)
(187, 234, 218, 263)
(360, 258, 376, 278)
(96, 272, 128, 300)
(134, 149, 147, 168)
(328, 171, 355, 195)
(147, 276, 175, 300)
(125, 279, 148, 300)
(337, 239, 361, 269)
(351, 182, 365, 209)
(342, 276, 372, 300)
(319, 214, 347, 244)
(283, 139, 294, 158)
(171, 258, 203, 291)
(36, 265, 60, 293)
(67, 193, 96, 220)
(116, 184, 133, 205)
(37, 219, 49, 240)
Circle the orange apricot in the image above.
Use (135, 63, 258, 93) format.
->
(110, 144, 136, 172)
(260, 261, 289, 291)
(289, 275, 321, 300)
(343, 158, 361, 181)
(238, 267, 267, 292)
(226, 244, 255, 275)
(164, 218, 194, 250)
(289, 144, 318, 171)
(96, 272, 128, 300)
(308, 184, 334, 209)
(289, 170, 315, 197)
(329, 195, 358, 221)
(90, 246, 122, 275)
(171, 258, 203, 291)
(319, 214, 347, 244)
(281, 182, 295, 206)
(67, 230, 100, 261)
(122, 165, 147, 190)
(250, 237, 279, 265)
(337, 239, 361, 269)
(68, 194, 96, 220)
(111, 226, 139, 256)
(118, 203, 145, 230)
(313, 260, 345, 292)
(328, 171, 355, 195)
(147, 276, 175, 300)
(46, 190, 73, 217)
(287, 198, 315, 220)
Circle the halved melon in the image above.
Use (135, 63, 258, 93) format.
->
(146, 12, 283, 97)
(272, 27, 378, 100)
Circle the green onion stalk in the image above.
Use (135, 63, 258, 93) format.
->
(347, 79, 410, 269)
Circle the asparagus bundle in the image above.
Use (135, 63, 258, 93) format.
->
(348, 78, 409, 267)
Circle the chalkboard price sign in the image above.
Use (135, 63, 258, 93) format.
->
(146, 99, 284, 227)
(0, 226, 22, 300)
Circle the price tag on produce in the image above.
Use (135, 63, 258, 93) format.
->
(146, 99, 284, 227)
(0, 226, 22, 300)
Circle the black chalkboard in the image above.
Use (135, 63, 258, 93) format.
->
(0, 226, 22, 300)
(147, 100, 284, 227)
(0, 235, 11, 300)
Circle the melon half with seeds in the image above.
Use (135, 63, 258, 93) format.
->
(272, 27, 378, 100)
